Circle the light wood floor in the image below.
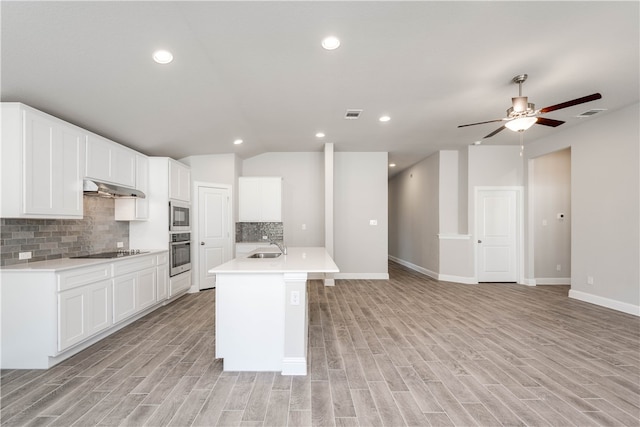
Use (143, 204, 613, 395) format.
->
(2, 262, 639, 426)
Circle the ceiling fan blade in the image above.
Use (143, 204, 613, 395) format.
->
(539, 93, 602, 114)
(535, 117, 565, 127)
(458, 118, 505, 128)
(484, 125, 506, 139)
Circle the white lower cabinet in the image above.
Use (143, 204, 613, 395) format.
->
(0, 250, 170, 369)
(170, 270, 192, 297)
(58, 279, 112, 352)
(137, 268, 157, 311)
(157, 263, 169, 301)
(113, 273, 137, 324)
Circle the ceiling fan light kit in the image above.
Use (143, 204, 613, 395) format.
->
(458, 73, 602, 140)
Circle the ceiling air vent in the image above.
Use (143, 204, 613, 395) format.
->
(344, 109, 363, 119)
(576, 108, 607, 118)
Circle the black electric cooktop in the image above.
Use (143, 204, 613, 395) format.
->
(70, 250, 149, 259)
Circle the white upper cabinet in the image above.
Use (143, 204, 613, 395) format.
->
(115, 154, 149, 221)
(169, 159, 191, 202)
(238, 177, 282, 222)
(85, 133, 136, 188)
(1, 103, 85, 218)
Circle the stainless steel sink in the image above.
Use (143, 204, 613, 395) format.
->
(248, 252, 282, 259)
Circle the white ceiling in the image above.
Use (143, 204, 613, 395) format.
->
(2, 1, 638, 176)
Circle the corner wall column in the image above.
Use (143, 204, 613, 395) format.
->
(324, 143, 335, 286)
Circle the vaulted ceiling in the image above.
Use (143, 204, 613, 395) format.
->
(2, 1, 638, 175)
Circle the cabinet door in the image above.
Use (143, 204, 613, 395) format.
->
(113, 274, 136, 323)
(85, 134, 112, 182)
(157, 264, 169, 301)
(23, 110, 84, 217)
(136, 268, 156, 311)
(169, 160, 191, 202)
(58, 287, 87, 351)
(114, 154, 149, 221)
(169, 271, 191, 297)
(86, 280, 113, 337)
(111, 144, 136, 188)
(260, 178, 282, 222)
(238, 178, 262, 222)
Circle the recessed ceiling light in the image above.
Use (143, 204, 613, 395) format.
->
(321, 36, 340, 50)
(315, 132, 325, 138)
(379, 115, 391, 122)
(152, 50, 173, 64)
(472, 140, 482, 145)
(233, 139, 243, 145)
(389, 163, 396, 168)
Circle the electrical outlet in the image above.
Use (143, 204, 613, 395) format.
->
(18, 251, 32, 260)
(262, 235, 268, 240)
(587, 276, 594, 285)
(290, 291, 300, 306)
(301, 224, 306, 230)
(369, 219, 378, 226)
(542, 219, 547, 226)
(117, 241, 124, 248)
(556, 264, 561, 271)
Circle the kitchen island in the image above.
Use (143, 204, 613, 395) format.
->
(210, 247, 338, 375)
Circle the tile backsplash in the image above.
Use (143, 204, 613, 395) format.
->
(236, 222, 283, 243)
(1, 197, 129, 266)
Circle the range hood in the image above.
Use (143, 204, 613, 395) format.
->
(83, 180, 146, 199)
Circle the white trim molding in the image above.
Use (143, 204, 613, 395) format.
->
(569, 290, 640, 317)
(334, 273, 389, 280)
(281, 357, 307, 375)
(389, 256, 476, 284)
(536, 277, 571, 285)
(389, 256, 438, 280)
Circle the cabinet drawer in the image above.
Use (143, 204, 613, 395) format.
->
(58, 265, 111, 291)
(113, 255, 156, 276)
(156, 252, 168, 266)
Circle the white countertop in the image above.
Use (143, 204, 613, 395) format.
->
(0, 249, 168, 272)
(211, 247, 339, 274)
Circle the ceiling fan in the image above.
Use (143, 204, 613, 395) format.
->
(458, 74, 602, 139)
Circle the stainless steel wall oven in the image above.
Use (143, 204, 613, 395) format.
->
(169, 232, 191, 277)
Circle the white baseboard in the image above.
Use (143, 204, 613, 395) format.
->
(535, 277, 571, 285)
(523, 278, 537, 286)
(388, 255, 476, 284)
(333, 273, 389, 280)
(438, 274, 477, 285)
(569, 289, 640, 317)
(282, 357, 307, 375)
(389, 255, 438, 279)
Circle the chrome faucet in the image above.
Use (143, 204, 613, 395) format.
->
(269, 239, 287, 255)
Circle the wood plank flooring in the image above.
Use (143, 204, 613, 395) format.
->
(2, 261, 639, 426)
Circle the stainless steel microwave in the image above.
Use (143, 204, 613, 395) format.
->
(169, 201, 190, 231)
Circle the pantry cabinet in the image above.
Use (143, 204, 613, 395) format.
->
(85, 133, 136, 188)
(238, 177, 282, 222)
(1, 103, 85, 218)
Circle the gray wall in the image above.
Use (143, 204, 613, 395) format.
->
(242, 152, 325, 247)
(525, 102, 639, 311)
(532, 148, 571, 282)
(334, 152, 388, 278)
(388, 152, 440, 274)
(0, 197, 129, 266)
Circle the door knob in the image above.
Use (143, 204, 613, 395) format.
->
(201, 242, 205, 245)
(478, 240, 482, 244)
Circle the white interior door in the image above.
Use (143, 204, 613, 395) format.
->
(198, 186, 231, 290)
(477, 189, 518, 282)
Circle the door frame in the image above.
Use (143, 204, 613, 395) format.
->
(474, 186, 524, 284)
(191, 181, 233, 292)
